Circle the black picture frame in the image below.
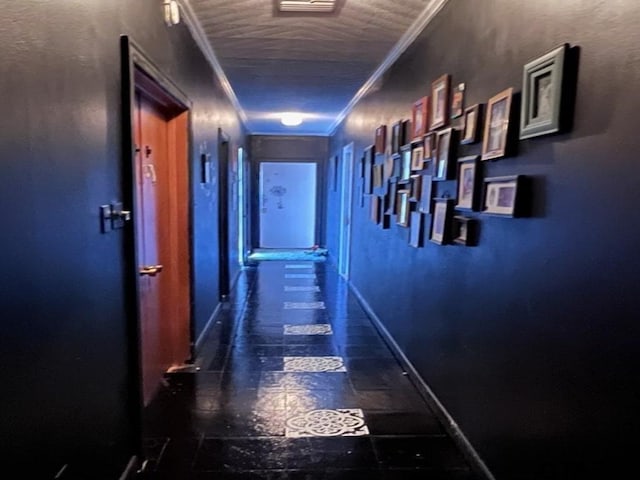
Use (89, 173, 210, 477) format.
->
(433, 128, 459, 181)
(481, 175, 524, 217)
(418, 174, 433, 214)
(455, 155, 482, 211)
(431, 74, 451, 130)
(385, 180, 398, 215)
(391, 121, 401, 154)
(453, 216, 478, 246)
(461, 103, 484, 145)
(363, 145, 374, 195)
(409, 174, 422, 202)
(375, 124, 387, 152)
(409, 211, 425, 248)
(396, 189, 411, 227)
(430, 198, 453, 245)
(399, 144, 412, 183)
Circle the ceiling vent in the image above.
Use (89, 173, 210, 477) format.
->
(278, 1, 336, 13)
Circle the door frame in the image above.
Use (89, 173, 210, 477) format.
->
(218, 129, 231, 298)
(338, 142, 354, 278)
(237, 147, 250, 264)
(120, 35, 195, 463)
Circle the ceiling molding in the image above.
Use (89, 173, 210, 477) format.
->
(327, 0, 451, 136)
(179, 0, 249, 126)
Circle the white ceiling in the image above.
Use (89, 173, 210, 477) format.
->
(182, 0, 445, 135)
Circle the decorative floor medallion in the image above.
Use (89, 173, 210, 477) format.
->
(284, 286, 321, 292)
(284, 273, 317, 279)
(284, 301, 326, 310)
(283, 356, 346, 372)
(285, 264, 314, 269)
(284, 324, 333, 335)
(285, 409, 369, 437)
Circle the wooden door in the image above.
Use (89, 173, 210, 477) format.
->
(135, 92, 191, 405)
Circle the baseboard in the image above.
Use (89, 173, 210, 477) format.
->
(347, 280, 496, 480)
(118, 455, 140, 480)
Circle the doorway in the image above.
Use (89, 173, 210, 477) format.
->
(237, 147, 250, 264)
(259, 162, 317, 248)
(218, 131, 231, 298)
(338, 143, 354, 278)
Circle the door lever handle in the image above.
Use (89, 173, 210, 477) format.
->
(139, 265, 164, 276)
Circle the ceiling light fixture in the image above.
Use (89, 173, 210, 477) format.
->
(278, 1, 336, 13)
(280, 112, 303, 126)
(163, 0, 180, 26)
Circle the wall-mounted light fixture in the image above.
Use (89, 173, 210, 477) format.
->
(163, 0, 180, 26)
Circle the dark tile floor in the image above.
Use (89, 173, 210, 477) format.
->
(141, 261, 480, 479)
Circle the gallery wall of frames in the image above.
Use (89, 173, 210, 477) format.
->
(359, 43, 578, 249)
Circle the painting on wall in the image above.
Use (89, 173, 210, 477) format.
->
(430, 198, 453, 245)
(482, 175, 524, 217)
(481, 87, 514, 161)
(455, 155, 481, 211)
(461, 104, 483, 145)
(431, 74, 451, 129)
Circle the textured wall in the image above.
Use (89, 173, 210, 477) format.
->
(328, 1, 640, 478)
(0, 1, 244, 477)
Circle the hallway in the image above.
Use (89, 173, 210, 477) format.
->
(141, 261, 479, 479)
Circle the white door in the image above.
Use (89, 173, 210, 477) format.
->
(338, 143, 354, 278)
(259, 162, 317, 248)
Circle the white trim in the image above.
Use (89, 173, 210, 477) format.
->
(327, 0, 451, 135)
(179, 0, 249, 126)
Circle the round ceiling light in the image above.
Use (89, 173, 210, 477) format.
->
(280, 112, 303, 126)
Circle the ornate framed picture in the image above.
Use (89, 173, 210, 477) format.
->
(453, 216, 478, 246)
(375, 125, 387, 153)
(430, 198, 453, 245)
(461, 104, 484, 145)
(423, 132, 436, 160)
(520, 43, 572, 139)
(433, 128, 459, 181)
(451, 83, 465, 119)
(409, 212, 425, 248)
(431, 74, 451, 129)
(411, 145, 424, 171)
(418, 174, 433, 214)
(412, 96, 429, 140)
(455, 155, 481, 211)
(396, 190, 411, 227)
(482, 175, 523, 217)
(481, 87, 514, 161)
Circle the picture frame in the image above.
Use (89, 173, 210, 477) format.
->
(418, 174, 433, 214)
(451, 82, 465, 119)
(409, 174, 422, 202)
(409, 212, 425, 248)
(455, 155, 481, 211)
(430, 198, 453, 245)
(363, 145, 374, 194)
(453, 216, 478, 246)
(430, 74, 451, 130)
(391, 121, 401, 154)
(481, 87, 514, 161)
(396, 190, 411, 227)
(423, 132, 435, 160)
(370, 195, 381, 224)
(520, 43, 571, 139)
(411, 145, 424, 171)
(372, 163, 383, 189)
(401, 119, 411, 146)
(412, 96, 429, 140)
(399, 144, 412, 183)
(461, 103, 484, 145)
(385, 180, 398, 215)
(375, 125, 387, 153)
(482, 175, 523, 217)
(433, 128, 459, 181)
(383, 154, 395, 182)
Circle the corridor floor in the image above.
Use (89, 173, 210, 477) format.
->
(141, 261, 480, 479)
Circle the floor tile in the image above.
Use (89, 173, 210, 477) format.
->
(285, 409, 370, 437)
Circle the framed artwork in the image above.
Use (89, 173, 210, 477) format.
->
(520, 43, 572, 139)
(386, 180, 398, 215)
(433, 128, 459, 181)
(412, 96, 429, 139)
(423, 133, 435, 161)
(401, 119, 411, 146)
(453, 216, 478, 246)
(375, 125, 387, 153)
(409, 174, 422, 202)
(431, 74, 451, 129)
(396, 190, 411, 227)
(455, 155, 481, 211)
(391, 121, 402, 154)
(399, 145, 412, 183)
(383, 154, 395, 182)
(363, 145, 374, 194)
(461, 104, 484, 145)
(430, 198, 453, 245)
(418, 174, 433, 214)
(482, 87, 514, 161)
(409, 212, 425, 248)
(411, 145, 424, 171)
(370, 195, 381, 224)
(451, 83, 465, 119)
(373, 164, 383, 189)
(482, 175, 523, 217)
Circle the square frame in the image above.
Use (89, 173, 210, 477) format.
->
(433, 128, 459, 181)
(453, 216, 478, 246)
(431, 74, 451, 130)
(482, 175, 523, 217)
(481, 87, 514, 161)
(455, 155, 481, 211)
(412, 96, 429, 139)
(418, 174, 433, 214)
(430, 198, 453, 245)
(461, 103, 484, 145)
(520, 43, 570, 139)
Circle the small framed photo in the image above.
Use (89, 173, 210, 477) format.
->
(418, 174, 433, 214)
(411, 145, 424, 171)
(372, 164, 383, 189)
(370, 195, 381, 224)
(375, 125, 387, 153)
(451, 83, 465, 119)
(453, 216, 478, 246)
(481, 87, 514, 161)
(430, 198, 453, 245)
(391, 121, 402, 154)
(409, 211, 425, 248)
(423, 133, 435, 160)
(386, 180, 398, 215)
(433, 128, 459, 181)
(461, 104, 484, 145)
(455, 155, 481, 211)
(396, 189, 411, 227)
(520, 43, 572, 139)
(431, 74, 451, 130)
(482, 175, 523, 217)
(412, 96, 429, 140)
(363, 145, 374, 194)
(383, 154, 395, 182)
(399, 144, 412, 183)
(409, 174, 422, 202)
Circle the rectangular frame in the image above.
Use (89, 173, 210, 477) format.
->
(385, 180, 398, 215)
(372, 163, 383, 189)
(411, 145, 424, 171)
(481, 87, 514, 161)
(461, 103, 484, 145)
(520, 43, 569, 139)
(451, 82, 465, 119)
(396, 189, 411, 227)
(455, 155, 481, 211)
(375, 124, 387, 152)
(482, 175, 523, 217)
(409, 211, 425, 248)
(391, 121, 402, 154)
(370, 195, 381, 224)
(412, 96, 429, 139)
(431, 74, 451, 130)
(430, 198, 453, 245)
(423, 132, 435, 161)
(409, 174, 422, 202)
(399, 145, 412, 183)
(453, 215, 478, 246)
(418, 174, 433, 214)
(363, 145, 375, 194)
(433, 128, 459, 181)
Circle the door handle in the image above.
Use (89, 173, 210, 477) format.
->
(139, 265, 164, 276)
